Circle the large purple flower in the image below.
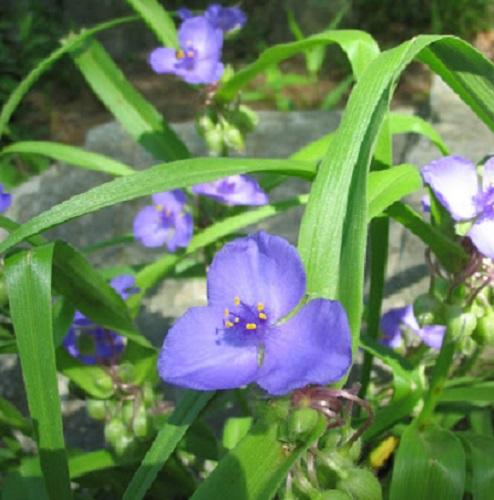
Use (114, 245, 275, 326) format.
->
(192, 175, 268, 206)
(133, 190, 193, 251)
(178, 4, 247, 33)
(63, 274, 139, 365)
(0, 184, 12, 213)
(149, 16, 223, 84)
(380, 305, 445, 350)
(158, 232, 352, 396)
(422, 155, 494, 259)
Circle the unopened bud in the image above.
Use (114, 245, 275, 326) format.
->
(473, 312, 494, 345)
(287, 407, 320, 442)
(86, 399, 106, 421)
(413, 293, 442, 326)
(104, 418, 126, 445)
(445, 305, 477, 340)
(336, 467, 382, 500)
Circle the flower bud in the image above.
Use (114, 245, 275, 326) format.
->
(286, 407, 320, 442)
(121, 400, 134, 424)
(95, 374, 114, 394)
(336, 467, 382, 500)
(234, 105, 259, 133)
(86, 399, 106, 421)
(413, 293, 442, 325)
(142, 382, 155, 406)
(473, 312, 494, 345)
(117, 362, 135, 384)
(221, 121, 245, 152)
(204, 125, 225, 155)
(445, 305, 477, 340)
(114, 432, 135, 457)
(132, 406, 150, 439)
(104, 417, 126, 445)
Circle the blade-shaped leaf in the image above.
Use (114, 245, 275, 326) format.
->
(5, 244, 72, 500)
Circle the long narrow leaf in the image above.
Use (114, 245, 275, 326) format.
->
(5, 244, 71, 500)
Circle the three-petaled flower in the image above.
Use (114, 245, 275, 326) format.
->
(133, 190, 193, 251)
(158, 231, 352, 395)
(193, 174, 268, 206)
(149, 15, 224, 84)
(380, 305, 445, 350)
(422, 155, 494, 259)
(63, 275, 139, 365)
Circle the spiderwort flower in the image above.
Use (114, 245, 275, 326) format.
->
(158, 231, 352, 395)
(149, 16, 224, 85)
(63, 275, 139, 365)
(0, 184, 12, 213)
(178, 4, 247, 33)
(133, 190, 193, 251)
(422, 155, 494, 259)
(192, 175, 268, 206)
(380, 305, 445, 350)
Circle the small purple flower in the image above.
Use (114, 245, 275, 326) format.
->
(0, 184, 12, 213)
(380, 305, 445, 350)
(63, 275, 139, 365)
(149, 16, 224, 85)
(205, 4, 247, 33)
(422, 155, 494, 259)
(192, 174, 268, 206)
(158, 231, 352, 395)
(177, 7, 193, 20)
(133, 190, 193, 251)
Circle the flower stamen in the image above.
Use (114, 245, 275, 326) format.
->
(246, 323, 257, 330)
(176, 49, 185, 59)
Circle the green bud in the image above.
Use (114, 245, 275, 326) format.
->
(121, 401, 134, 424)
(234, 105, 259, 133)
(142, 383, 155, 406)
(336, 467, 382, 500)
(473, 312, 494, 345)
(113, 432, 135, 457)
(413, 293, 442, 325)
(315, 490, 352, 500)
(432, 277, 449, 301)
(117, 362, 135, 384)
(221, 121, 244, 152)
(95, 375, 114, 394)
(204, 125, 224, 155)
(450, 284, 469, 303)
(86, 399, 106, 421)
(132, 406, 150, 439)
(445, 305, 477, 340)
(196, 114, 215, 134)
(287, 407, 320, 442)
(104, 418, 126, 445)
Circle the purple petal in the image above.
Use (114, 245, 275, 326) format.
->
(421, 155, 479, 220)
(178, 16, 223, 59)
(207, 232, 306, 321)
(193, 175, 268, 206)
(417, 325, 445, 350)
(149, 47, 178, 74)
(110, 274, 139, 300)
(152, 190, 187, 213)
(158, 306, 259, 390)
(177, 7, 193, 21)
(133, 206, 170, 248)
(256, 299, 352, 395)
(176, 57, 224, 85)
(379, 306, 412, 348)
(483, 157, 494, 190)
(468, 217, 494, 259)
(166, 213, 193, 251)
(205, 4, 247, 32)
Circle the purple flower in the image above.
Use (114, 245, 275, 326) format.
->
(205, 4, 247, 33)
(0, 184, 12, 213)
(422, 155, 494, 259)
(149, 16, 224, 84)
(380, 305, 445, 350)
(192, 174, 268, 206)
(63, 275, 139, 365)
(133, 190, 193, 251)
(158, 231, 352, 395)
(177, 7, 193, 20)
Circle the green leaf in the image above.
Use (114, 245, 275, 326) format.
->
(123, 391, 212, 500)
(71, 39, 189, 161)
(126, 0, 177, 48)
(5, 244, 72, 500)
(0, 396, 31, 433)
(459, 433, 494, 500)
(440, 381, 494, 403)
(0, 157, 314, 255)
(2, 141, 135, 177)
(388, 112, 449, 155)
(386, 202, 466, 271)
(192, 413, 326, 500)
(0, 16, 137, 139)
(216, 30, 380, 101)
(390, 425, 465, 500)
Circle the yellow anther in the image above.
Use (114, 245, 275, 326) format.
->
(257, 303, 264, 311)
(176, 49, 185, 59)
(186, 50, 195, 58)
(259, 312, 267, 320)
(154, 204, 163, 212)
(234, 296, 240, 306)
(225, 321, 234, 328)
(234, 317, 240, 323)
(246, 323, 257, 330)
(224, 308, 229, 316)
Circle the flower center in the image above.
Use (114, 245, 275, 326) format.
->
(175, 46, 197, 70)
(223, 296, 269, 334)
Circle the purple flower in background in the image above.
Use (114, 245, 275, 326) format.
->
(380, 305, 445, 350)
(63, 275, 139, 365)
(149, 16, 224, 84)
(178, 4, 247, 33)
(133, 190, 193, 251)
(192, 175, 268, 206)
(158, 231, 352, 395)
(205, 4, 247, 32)
(0, 184, 12, 213)
(422, 155, 494, 259)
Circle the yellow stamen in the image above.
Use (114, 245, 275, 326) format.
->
(234, 317, 240, 323)
(259, 312, 267, 320)
(155, 204, 163, 212)
(186, 50, 195, 58)
(234, 296, 240, 306)
(225, 321, 234, 328)
(224, 308, 229, 316)
(246, 323, 257, 330)
(257, 303, 264, 311)
(176, 49, 185, 59)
